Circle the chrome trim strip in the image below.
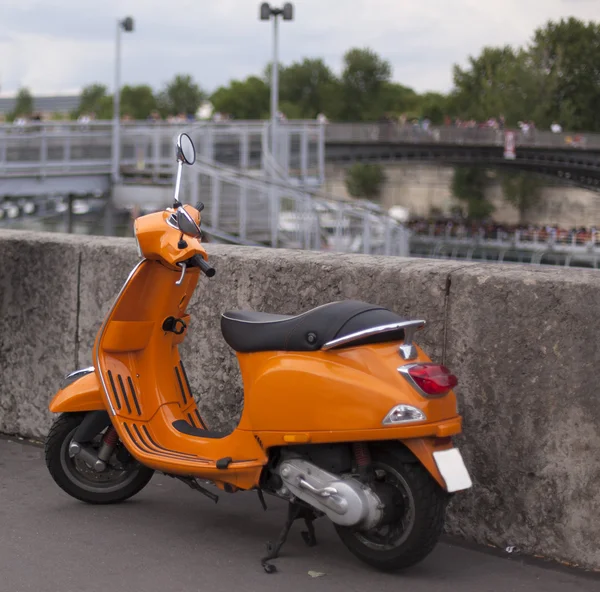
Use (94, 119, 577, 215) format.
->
(65, 367, 95, 380)
(62, 367, 95, 389)
(398, 363, 427, 398)
(166, 214, 179, 231)
(322, 320, 426, 351)
(399, 343, 418, 360)
(94, 260, 147, 416)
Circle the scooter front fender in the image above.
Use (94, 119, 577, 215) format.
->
(49, 371, 106, 413)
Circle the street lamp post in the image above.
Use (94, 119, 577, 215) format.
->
(107, 16, 134, 236)
(260, 3, 293, 161)
(112, 16, 134, 186)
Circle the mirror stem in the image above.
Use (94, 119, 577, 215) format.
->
(177, 233, 188, 249)
(173, 161, 183, 208)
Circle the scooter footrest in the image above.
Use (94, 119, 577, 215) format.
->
(172, 419, 229, 440)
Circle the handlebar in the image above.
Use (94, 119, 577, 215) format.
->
(187, 254, 216, 278)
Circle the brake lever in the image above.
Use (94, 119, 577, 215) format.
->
(175, 262, 187, 286)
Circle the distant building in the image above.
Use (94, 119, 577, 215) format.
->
(0, 94, 80, 121)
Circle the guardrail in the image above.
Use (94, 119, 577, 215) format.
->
(0, 121, 325, 181)
(2, 121, 598, 177)
(190, 155, 409, 256)
(409, 225, 600, 268)
(324, 122, 600, 149)
(410, 225, 600, 247)
(0, 119, 409, 256)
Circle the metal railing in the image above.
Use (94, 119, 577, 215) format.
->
(0, 118, 409, 256)
(410, 224, 600, 247)
(325, 123, 600, 149)
(408, 224, 600, 269)
(0, 120, 326, 182)
(3, 120, 598, 182)
(411, 236, 600, 268)
(186, 155, 410, 256)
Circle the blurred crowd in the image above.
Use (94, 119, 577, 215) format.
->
(374, 113, 574, 137)
(407, 218, 600, 246)
(3, 109, 570, 136)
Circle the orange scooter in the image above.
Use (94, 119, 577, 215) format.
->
(45, 133, 472, 573)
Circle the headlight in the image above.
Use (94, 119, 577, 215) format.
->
(382, 405, 426, 425)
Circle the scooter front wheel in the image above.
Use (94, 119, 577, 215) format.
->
(45, 412, 154, 504)
(335, 445, 448, 571)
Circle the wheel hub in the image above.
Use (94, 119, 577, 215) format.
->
(372, 481, 406, 527)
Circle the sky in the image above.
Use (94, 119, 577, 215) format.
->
(0, 0, 599, 97)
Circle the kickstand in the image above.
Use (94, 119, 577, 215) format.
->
(300, 514, 317, 548)
(261, 502, 319, 574)
(257, 489, 268, 511)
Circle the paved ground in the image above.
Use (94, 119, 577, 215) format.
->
(0, 436, 597, 592)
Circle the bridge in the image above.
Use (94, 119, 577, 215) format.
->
(325, 123, 600, 192)
(2, 121, 600, 193)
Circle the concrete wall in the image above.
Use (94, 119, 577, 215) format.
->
(1, 229, 599, 571)
(324, 163, 600, 227)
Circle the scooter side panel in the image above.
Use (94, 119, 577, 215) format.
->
(238, 343, 459, 433)
(49, 372, 105, 413)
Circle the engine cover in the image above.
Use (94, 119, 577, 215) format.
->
(278, 459, 383, 528)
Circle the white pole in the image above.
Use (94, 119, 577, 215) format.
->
(270, 14, 279, 162)
(112, 20, 121, 185)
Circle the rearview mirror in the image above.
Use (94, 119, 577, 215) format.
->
(176, 133, 196, 165)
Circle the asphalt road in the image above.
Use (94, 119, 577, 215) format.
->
(0, 436, 597, 592)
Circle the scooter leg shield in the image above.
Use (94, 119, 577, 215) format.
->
(49, 372, 106, 413)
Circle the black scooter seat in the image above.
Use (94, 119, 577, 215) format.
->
(220, 300, 410, 353)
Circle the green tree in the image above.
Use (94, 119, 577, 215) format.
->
(159, 74, 204, 116)
(211, 76, 269, 119)
(11, 87, 33, 118)
(528, 18, 600, 131)
(96, 96, 114, 120)
(340, 48, 392, 121)
(451, 167, 493, 220)
(120, 85, 157, 119)
(278, 100, 305, 120)
(76, 84, 107, 116)
(451, 46, 524, 123)
(345, 163, 387, 200)
(417, 92, 448, 125)
(379, 82, 420, 116)
(500, 171, 543, 223)
(278, 58, 339, 118)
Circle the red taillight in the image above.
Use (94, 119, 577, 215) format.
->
(404, 364, 458, 396)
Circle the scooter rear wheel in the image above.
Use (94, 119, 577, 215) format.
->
(334, 445, 448, 571)
(45, 412, 154, 504)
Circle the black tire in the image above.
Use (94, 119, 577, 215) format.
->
(335, 445, 448, 571)
(45, 412, 154, 504)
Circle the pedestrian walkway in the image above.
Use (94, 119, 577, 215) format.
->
(0, 437, 597, 592)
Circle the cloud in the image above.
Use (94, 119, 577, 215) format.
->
(0, 0, 598, 94)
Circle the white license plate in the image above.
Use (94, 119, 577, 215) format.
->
(433, 448, 473, 493)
